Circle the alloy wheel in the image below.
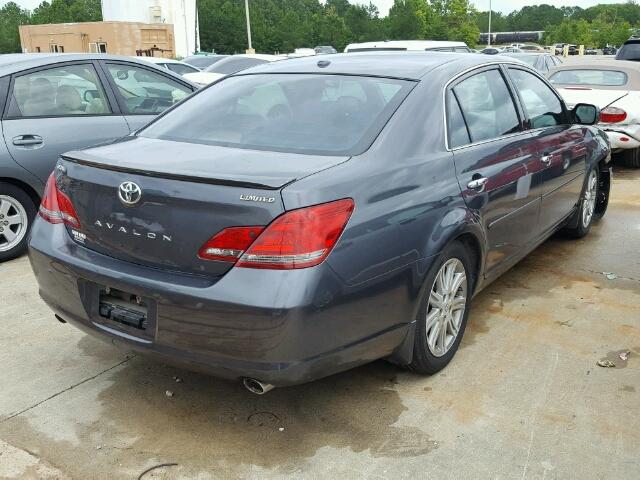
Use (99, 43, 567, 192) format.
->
(582, 170, 598, 229)
(0, 195, 28, 253)
(425, 258, 468, 357)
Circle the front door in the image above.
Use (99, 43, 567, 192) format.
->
(507, 67, 587, 235)
(2, 62, 129, 183)
(447, 67, 544, 275)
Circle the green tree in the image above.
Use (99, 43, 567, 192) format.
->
(386, 0, 429, 40)
(0, 2, 30, 53)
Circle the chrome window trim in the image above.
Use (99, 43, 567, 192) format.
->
(443, 60, 530, 152)
(443, 61, 570, 151)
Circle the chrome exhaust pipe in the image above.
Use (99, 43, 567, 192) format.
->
(243, 377, 275, 395)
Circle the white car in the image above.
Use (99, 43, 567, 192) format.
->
(548, 60, 640, 167)
(132, 56, 201, 77)
(344, 40, 472, 53)
(183, 54, 281, 86)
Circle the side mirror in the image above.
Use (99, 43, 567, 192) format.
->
(84, 89, 98, 102)
(572, 103, 600, 125)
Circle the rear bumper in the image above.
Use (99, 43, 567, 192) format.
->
(600, 125, 640, 150)
(28, 220, 417, 386)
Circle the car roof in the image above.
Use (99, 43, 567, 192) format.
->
(344, 40, 468, 52)
(548, 59, 640, 89)
(241, 52, 524, 81)
(0, 53, 191, 78)
(549, 58, 640, 71)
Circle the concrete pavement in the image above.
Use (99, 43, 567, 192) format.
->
(1, 166, 639, 479)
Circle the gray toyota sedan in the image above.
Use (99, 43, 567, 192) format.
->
(0, 54, 197, 260)
(28, 53, 611, 393)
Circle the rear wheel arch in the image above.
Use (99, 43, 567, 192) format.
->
(0, 177, 40, 208)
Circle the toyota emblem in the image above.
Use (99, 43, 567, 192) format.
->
(118, 181, 142, 205)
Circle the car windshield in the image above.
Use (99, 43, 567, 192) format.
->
(549, 69, 628, 87)
(184, 56, 226, 68)
(140, 73, 414, 156)
(204, 57, 269, 74)
(504, 54, 538, 66)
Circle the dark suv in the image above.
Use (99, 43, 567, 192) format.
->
(616, 39, 640, 60)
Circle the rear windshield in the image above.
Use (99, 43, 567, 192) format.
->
(549, 69, 628, 87)
(140, 74, 414, 156)
(617, 43, 640, 60)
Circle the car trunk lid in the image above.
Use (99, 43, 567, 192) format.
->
(58, 137, 348, 277)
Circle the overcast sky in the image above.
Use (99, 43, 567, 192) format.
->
(0, 0, 632, 17)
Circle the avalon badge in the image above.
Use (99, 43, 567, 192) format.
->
(118, 181, 142, 206)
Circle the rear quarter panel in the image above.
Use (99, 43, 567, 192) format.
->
(282, 76, 483, 338)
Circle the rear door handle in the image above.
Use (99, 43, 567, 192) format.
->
(467, 177, 488, 191)
(541, 155, 552, 166)
(12, 135, 43, 147)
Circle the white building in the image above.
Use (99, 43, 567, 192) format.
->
(101, 0, 199, 58)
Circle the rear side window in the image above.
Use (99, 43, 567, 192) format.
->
(8, 64, 110, 117)
(549, 69, 628, 87)
(140, 74, 414, 156)
(452, 69, 520, 144)
(106, 63, 192, 114)
(446, 91, 470, 148)
(509, 68, 566, 128)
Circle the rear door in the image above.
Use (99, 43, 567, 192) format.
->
(507, 66, 587, 235)
(98, 61, 195, 132)
(448, 67, 543, 275)
(1, 61, 129, 183)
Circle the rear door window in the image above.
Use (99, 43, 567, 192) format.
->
(549, 69, 628, 87)
(7, 63, 110, 117)
(140, 74, 414, 156)
(105, 63, 192, 114)
(452, 69, 521, 144)
(509, 68, 566, 128)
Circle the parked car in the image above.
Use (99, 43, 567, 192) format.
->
(344, 40, 472, 53)
(520, 45, 546, 52)
(0, 53, 198, 260)
(481, 47, 503, 55)
(616, 39, 640, 61)
(502, 47, 523, 53)
(133, 56, 201, 76)
(502, 53, 563, 73)
(548, 59, 640, 167)
(315, 45, 337, 55)
(603, 46, 618, 56)
(585, 48, 599, 55)
(183, 54, 281, 86)
(182, 54, 228, 69)
(28, 53, 610, 392)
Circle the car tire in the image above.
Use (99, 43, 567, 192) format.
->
(624, 147, 640, 168)
(0, 182, 37, 262)
(564, 167, 599, 239)
(408, 241, 474, 375)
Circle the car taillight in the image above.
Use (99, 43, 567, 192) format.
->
(600, 106, 627, 124)
(237, 198, 354, 269)
(198, 226, 264, 262)
(198, 198, 354, 269)
(38, 173, 81, 228)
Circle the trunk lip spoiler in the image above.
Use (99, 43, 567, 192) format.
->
(60, 154, 291, 191)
